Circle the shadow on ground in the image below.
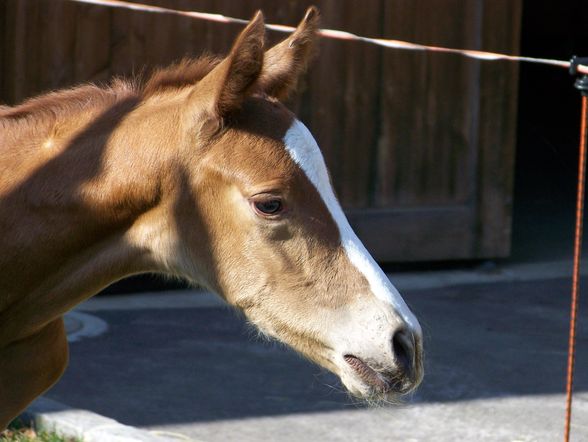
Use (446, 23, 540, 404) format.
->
(45, 278, 587, 428)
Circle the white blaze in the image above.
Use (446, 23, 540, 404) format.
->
(283, 119, 421, 334)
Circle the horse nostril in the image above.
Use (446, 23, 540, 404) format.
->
(392, 329, 414, 375)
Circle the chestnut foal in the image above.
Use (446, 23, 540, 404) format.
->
(0, 8, 422, 428)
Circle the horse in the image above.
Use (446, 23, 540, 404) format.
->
(0, 7, 423, 428)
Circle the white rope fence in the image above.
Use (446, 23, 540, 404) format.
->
(67, 0, 588, 75)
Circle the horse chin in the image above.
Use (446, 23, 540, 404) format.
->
(340, 374, 408, 405)
(337, 355, 420, 404)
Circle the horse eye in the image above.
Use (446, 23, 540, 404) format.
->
(254, 199, 283, 216)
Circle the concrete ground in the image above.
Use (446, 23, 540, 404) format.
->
(39, 269, 588, 442)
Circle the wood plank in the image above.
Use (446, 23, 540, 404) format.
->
(0, 0, 4, 103)
(347, 206, 476, 261)
(475, 0, 521, 257)
(109, 7, 137, 77)
(4, 0, 30, 104)
(74, 2, 112, 83)
(378, 0, 483, 208)
(38, 0, 77, 92)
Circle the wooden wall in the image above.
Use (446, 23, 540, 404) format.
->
(0, 0, 522, 262)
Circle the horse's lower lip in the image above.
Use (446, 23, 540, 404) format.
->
(343, 354, 391, 393)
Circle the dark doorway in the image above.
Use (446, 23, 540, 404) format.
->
(511, 0, 588, 263)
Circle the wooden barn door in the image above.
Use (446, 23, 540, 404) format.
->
(295, 0, 522, 262)
(0, 0, 521, 262)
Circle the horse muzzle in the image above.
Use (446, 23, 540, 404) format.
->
(338, 327, 423, 399)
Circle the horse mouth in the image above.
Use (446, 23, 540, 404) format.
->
(343, 354, 393, 394)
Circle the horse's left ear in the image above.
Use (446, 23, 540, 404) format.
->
(185, 10, 265, 124)
(256, 7, 320, 101)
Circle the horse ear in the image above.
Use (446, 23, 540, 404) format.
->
(257, 7, 320, 101)
(189, 11, 265, 119)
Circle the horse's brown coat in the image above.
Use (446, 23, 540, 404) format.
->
(0, 8, 421, 428)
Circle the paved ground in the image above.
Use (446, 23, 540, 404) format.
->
(40, 274, 588, 441)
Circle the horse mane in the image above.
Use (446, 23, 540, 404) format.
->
(142, 55, 221, 97)
(0, 55, 222, 128)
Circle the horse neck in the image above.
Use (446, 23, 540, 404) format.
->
(0, 95, 181, 343)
